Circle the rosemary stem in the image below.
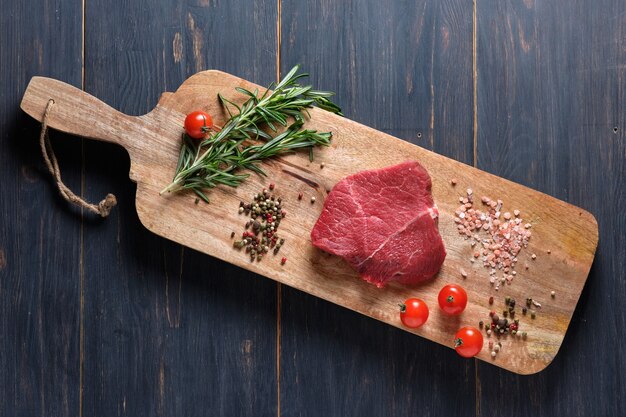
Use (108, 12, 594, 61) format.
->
(162, 65, 342, 199)
(159, 179, 183, 195)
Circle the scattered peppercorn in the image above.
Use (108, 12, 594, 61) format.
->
(522, 307, 527, 315)
(551, 291, 556, 298)
(489, 296, 494, 305)
(269, 183, 275, 190)
(479, 320, 484, 328)
(281, 257, 287, 265)
(311, 196, 316, 203)
(320, 162, 325, 168)
(230, 231, 235, 238)
(530, 310, 536, 319)
(298, 192, 303, 200)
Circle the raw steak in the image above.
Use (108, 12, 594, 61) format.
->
(311, 161, 446, 287)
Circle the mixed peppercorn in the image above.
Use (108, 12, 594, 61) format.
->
(233, 186, 287, 263)
(479, 295, 544, 360)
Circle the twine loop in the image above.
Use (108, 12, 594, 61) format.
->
(39, 99, 117, 217)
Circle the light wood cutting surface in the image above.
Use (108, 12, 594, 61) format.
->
(21, 70, 598, 374)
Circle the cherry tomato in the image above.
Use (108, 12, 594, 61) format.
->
(438, 284, 468, 315)
(399, 298, 429, 328)
(454, 326, 483, 358)
(184, 110, 213, 139)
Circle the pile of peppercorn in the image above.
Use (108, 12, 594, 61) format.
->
(480, 296, 527, 340)
(233, 185, 286, 263)
(479, 296, 531, 360)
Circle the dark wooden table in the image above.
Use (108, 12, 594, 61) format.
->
(1, 1, 624, 416)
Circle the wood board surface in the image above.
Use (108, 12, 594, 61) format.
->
(21, 70, 598, 374)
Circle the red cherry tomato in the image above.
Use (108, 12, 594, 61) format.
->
(184, 110, 213, 139)
(454, 326, 483, 358)
(438, 284, 468, 315)
(399, 298, 429, 328)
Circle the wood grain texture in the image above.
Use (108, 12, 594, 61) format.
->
(476, 0, 625, 415)
(4, 0, 623, 415)
(0, 0, 83, 416)
(279, 0, 477, 414)
(79, 1, 278, 416)
(22, 63, 597, 376)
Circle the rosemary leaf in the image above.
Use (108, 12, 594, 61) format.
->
(160, 65, 342, 197)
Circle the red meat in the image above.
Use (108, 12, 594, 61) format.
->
(311, 161, 446, 287)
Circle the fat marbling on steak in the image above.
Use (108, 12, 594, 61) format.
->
(310, 161, 446, 287)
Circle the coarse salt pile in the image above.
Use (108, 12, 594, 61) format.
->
(454, 189, 532, 289)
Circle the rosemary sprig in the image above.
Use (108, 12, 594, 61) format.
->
(160, 65, 342, 201)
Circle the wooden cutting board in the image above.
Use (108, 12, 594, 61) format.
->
(20, 71, 598, 374)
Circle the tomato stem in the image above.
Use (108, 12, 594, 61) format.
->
(454, 337, 464, 348)
(447, 295, 454, 303)
(398, 303, 406, 313)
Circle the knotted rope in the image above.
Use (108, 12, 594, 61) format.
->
(39, 99, 117, 217)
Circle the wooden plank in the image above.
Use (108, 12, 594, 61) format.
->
(278, 0, 478, 414)
(79, 1, 278, 416)
(476, 0, 625, 414)
(0, 0, 83, 416)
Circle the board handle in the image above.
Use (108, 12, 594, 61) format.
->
(20, 77, 140, 150)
